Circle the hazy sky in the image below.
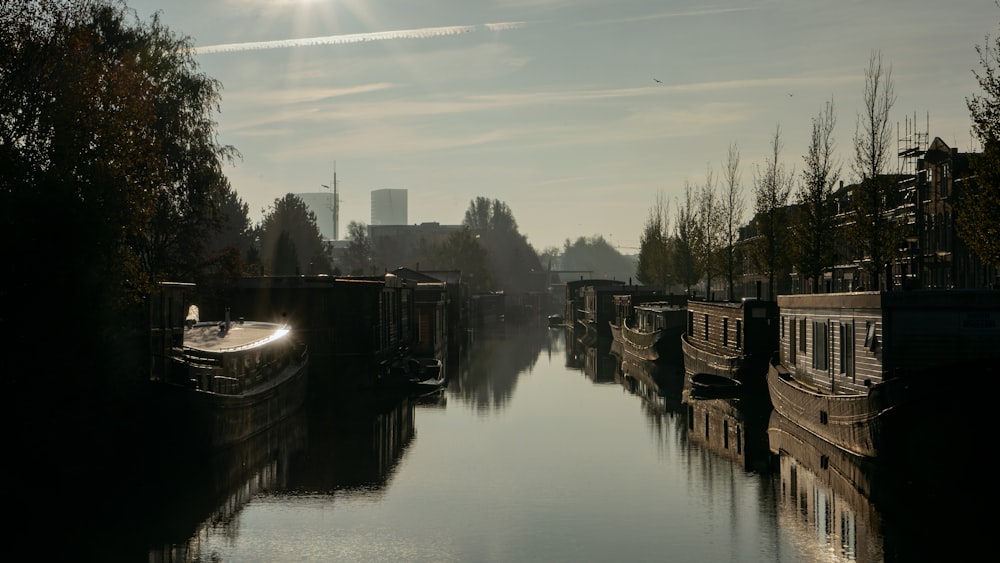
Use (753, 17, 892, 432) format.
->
(127, 0, 992, 252)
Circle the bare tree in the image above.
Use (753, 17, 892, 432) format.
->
(720, 143, 746, 300)
(851, 50, 900, 290)
(697, 167, 723, 299)
(752, 124, 794, 299)
(674, 182, 702, 294)
(792, 99, 841, 293)
(636, 191, 672, 287)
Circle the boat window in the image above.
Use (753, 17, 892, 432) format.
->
(723, 318, 729, 347)
(864, 321, 877, 350)
(812, 321, 828, 371)
(789, 318, 797, 364)
(840, 322, 855, 379)
(703, 314, 709, 340)
(799, 319, 807, 353)
(735, 320, 742, 348)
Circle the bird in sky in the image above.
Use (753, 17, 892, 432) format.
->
(653, 78, 662, 83)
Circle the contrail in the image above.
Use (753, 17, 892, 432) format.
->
(195, 22, 526, 55)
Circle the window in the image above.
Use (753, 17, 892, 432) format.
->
(723, 318, 729, 347)
(840, 322, 855, 380)
(735, 320, 742, 348)
(812, 321, 828, 371)
(799, 319, 807, 353)
(789, 317, 797, 364)
(703, 314, 709, 340)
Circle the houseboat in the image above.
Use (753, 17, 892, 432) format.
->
(610, 300, 686, 362)
(149, 283, 309, 449)
(766, 290, 1000, 458)
(680, 298, 779, 392)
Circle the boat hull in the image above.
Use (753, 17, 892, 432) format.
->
(766, 362, 906, 458)
(155, 358, 309, 449)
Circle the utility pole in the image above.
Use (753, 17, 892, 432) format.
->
(321, 162, 340, 241)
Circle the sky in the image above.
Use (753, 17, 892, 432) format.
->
(126, 0, 994, 253)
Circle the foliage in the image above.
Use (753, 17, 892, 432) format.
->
(696, 168, 724, 298)
(258, 194, 332, 275)
(720, 143, 746, 300)
(636, 193, 672, 287)
(958, 22, 1000, 271)
(0, 0, 236, 383)
(461, 197, 542, 293)
(850, 51, 901, 290)
(673, 183, 702, 292)
(752, 124, 794, 298)
(791, 99, 840, 293)
(427, 227, 493, 292)
(342, 220, 373, 275)
(561, 235, 635, 282)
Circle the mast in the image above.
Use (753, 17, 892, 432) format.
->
(321, 162, 341, 241)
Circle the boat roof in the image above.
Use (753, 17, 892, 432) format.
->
(635, 301, 684, 311)
(184, 321, 290, 353)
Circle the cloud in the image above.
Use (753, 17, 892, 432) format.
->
(194, 22, 527, 54)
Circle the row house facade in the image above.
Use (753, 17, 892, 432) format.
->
(738, 136, 996, 297)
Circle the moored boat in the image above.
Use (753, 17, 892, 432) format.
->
(149, 283, 309, 449)
(680, 298, 779, 392)
(616, 301, 686, 362)
(766, 290, 1000, 458)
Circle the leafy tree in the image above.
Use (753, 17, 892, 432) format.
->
(958, 22, 1000, 273)
(0, 0, 236, 384)
(636, 192, 672, 287)
(461, 197, 542, 293)
(428, 226, 493, 292)
(562, 235, 635, 281)
(258, 193, 332, 275)
(752, 124, 794, 299)
(343, 220, 373, 275)
(792, 99, 841, 293)
(851, 51, 901, 290)
(720, 143, 746, 300)
(673, 183, 702, 294)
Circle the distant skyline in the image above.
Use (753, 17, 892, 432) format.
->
(128, 0, 993, 253)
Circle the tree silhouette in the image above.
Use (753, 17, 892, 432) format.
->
(958, 22, 1000, 274)
(258, 194, 331, 275)
(792, 99, 840, 293)
(752, 124, 794, 299)
(850, 51, 901, 291)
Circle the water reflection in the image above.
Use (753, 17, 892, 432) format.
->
(288, 391, 415, 495)
(448, 321, 550, 412)
(767, 410, 884, 562)
(146, 408, 309, 562)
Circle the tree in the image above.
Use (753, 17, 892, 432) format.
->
(791, 99, 841, 293)
(850, 51, 901, 291)
(461, 197, 542, 293)
(720, 143, 746, 300)
(673, 183, 702, 294)
(0, 0, 236, 384)
(697, 167, 723, 299)
(636, 192, 672, 287)
(258, 194, 332, 275)
(562, 235, 635, 281)
(958, 22, 1000, 273)
(343, 220, 373, 275)
(428, 227, 493, 292)
(752, 124, 794, 299)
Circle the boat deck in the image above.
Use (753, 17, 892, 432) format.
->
(184, 322, 290, 353)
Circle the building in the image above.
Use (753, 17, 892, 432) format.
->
(371, 188, 408, 226)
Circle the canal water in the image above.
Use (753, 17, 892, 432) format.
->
(25, 320, 983, 561)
